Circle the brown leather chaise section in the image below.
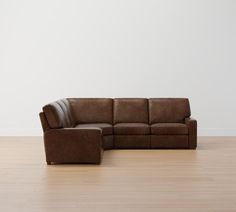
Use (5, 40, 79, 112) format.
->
(149, 98, 190, 123)
(68, 98, 113, 124)
(185, 117, 197, 149)
(44, 128, 103, 164)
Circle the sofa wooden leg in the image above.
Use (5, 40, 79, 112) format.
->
(47, 161, 51, 165)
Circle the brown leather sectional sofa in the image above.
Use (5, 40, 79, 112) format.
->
(39, 98, 197, 164)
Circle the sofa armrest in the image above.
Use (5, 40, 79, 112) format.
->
(185, 117, 197, 149)
(44, 128, 103, 164)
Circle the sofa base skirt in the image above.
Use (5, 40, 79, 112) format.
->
(103, 135, 114, 150)
(114, 135, 150, 149)
(150, 135, 189, 149)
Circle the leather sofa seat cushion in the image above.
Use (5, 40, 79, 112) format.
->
(75, 123, 113, 135)
(151, 123, 188, 135)
(149, 98, 191, 123)
(113, 98, 148, 123)
(114, 123, 150, 135)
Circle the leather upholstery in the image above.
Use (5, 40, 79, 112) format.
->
(43, 99, 74, 129)
(68, 98, 113, 124)
(44, 128, 103, 164)
(149, 98, 191, 124)
(114, 123, 150, 135)
(40, 97, 197, 164)
(113, 98, 148, 123)
(185, 117, 197, 149)
(151, 135, 189, 148)
(58, 99, 75, 126)
(151, 135, 189, 149)
(114, 135, 150, 148)
(151, 123, 188, 135)
(103, 135, 114, 150)
(39, 112, 50, 132)
(75, 123, 113, 135)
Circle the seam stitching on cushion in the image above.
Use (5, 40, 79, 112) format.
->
(61, 99, 72, 127)
(56, 101, 67, 127)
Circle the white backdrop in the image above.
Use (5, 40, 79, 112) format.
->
(0, 0, 236, 136)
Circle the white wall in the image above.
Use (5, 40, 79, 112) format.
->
(0, 0, 236, 136)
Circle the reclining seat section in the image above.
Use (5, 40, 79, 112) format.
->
(149, 98, 193, 148)
(113, 98, 150, 148)
(39, 98, 197, 164)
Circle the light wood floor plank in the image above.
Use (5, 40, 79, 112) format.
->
(0, 136, 236, 212)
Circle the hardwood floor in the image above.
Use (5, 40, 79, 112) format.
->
(0, 137, 236, 212)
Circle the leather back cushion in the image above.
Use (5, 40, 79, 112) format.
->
(113, 98, 148, 123)
(43, 99, 74, 128)
(68, 98, 113, 124)
(149, 98, 191, 124)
